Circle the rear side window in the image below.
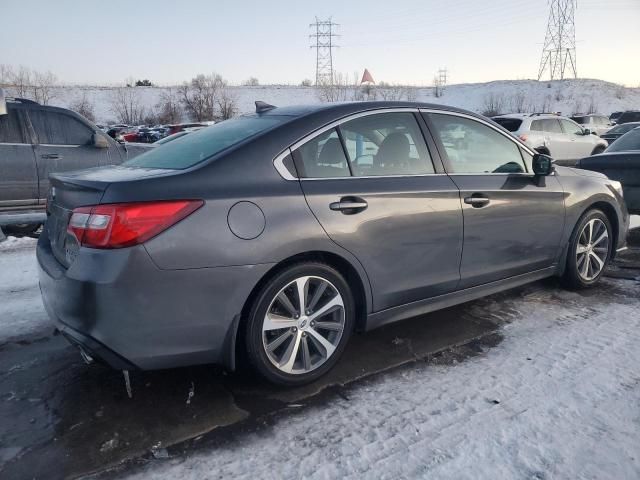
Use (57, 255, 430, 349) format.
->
(29, 110, 93, 145)
(339, 112, 434, 176)
(492, 117, 522, 132)
(429, 113, 525, 174)
(0, 108, 26, 143)
(293, 129, 350, 178)
(125, 116, 284, 169)
(530, 120, 543, 131)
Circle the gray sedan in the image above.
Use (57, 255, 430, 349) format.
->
(37, 101, 629, 386)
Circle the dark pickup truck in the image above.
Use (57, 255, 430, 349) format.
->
(0, 89, 149, 236)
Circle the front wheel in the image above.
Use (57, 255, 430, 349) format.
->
(562, 209, 612, 288)
(245, 262, 355, 386)
(591, 145, 606, 155)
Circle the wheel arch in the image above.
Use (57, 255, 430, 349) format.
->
(227, 250, 371, 371)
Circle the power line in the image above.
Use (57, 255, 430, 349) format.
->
(538, 0, 578, 80)
(309, 17, 339, 86)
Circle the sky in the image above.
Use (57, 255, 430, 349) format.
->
(1, 0, 639, 87)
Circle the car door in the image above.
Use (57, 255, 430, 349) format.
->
(0, 105, 39, 210)
(27, 107, 113, 202)
(294, 110, 463, 312)
(424, 111, 565, 289)
(559, 118, 594, 158)
(541, 118, 570, 159)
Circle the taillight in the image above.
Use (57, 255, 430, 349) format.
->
(518, 134, 528, 142)
(67, 200, 203, 249)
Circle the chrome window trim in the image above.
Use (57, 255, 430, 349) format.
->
(272, 108, 422, 181)
(300, 173, 451, 181)
(273, 148, 296, 180)
(0, 142, 32, 146)
(38, 144, 84, 148)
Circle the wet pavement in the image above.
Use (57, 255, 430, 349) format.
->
(1, 230, 639, 480)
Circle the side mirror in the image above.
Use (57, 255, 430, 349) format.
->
(532, 153, 554, 176)
(0, 88, 7, 116)
(92, 133, 109, 148)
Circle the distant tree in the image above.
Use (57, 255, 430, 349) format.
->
(109, 87, 146, 124)
(155, 88, 183, 124)
(178, 73, 232, 121)
(69, 92, 96, 122)
(217, 89, 238, 120)
(243, 77, 259, 86)
(481, 93, 506, 117)
(300, 79, 313, 87)
(135, 79, 153, 87)
(31, 70, 58, 105)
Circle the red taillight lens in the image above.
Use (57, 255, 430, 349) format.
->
(67, 200, 203, 249)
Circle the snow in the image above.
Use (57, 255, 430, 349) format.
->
(630, 215, 640, 230)
(125, 279, 640, 480)
(0, 237, 50, 343)
(6, 79, 640, 124)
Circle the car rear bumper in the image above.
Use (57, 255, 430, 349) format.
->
(37, 226, 275, 371)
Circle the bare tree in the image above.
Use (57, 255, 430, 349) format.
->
(110, 87, 146, 125)
(0, 64, 14, 87)
(481, 93, 506, 117)
(243, 77, 259, 86)
(179, 73, 227, 121)
(316, 73, 354, 103)
(509, 90, 528, 113)
(217, 89, 238, 120)
(377, 85, 406, 101)
(155, 88, 183, 124)
(8, 66, 33, 98)
(586, 95, 598, 114)
(31, 70, 57, 105)
(69, 92, 96, 122)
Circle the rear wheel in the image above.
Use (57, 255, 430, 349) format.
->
(245, 262, 354, 386)
(591, 145, 606, 155)
(562, 209, 612, 288)
(5, 223, 41, 236)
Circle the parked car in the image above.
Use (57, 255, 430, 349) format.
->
(615, 111, 640, 125)
(0, 90, 150, 232)
(166, 122, 210, 135)
(569, 114, 613, 136)
(577, 126, 640, 214)
(153, 127, 204, 145)
(38, 101, 628, 386)
(610, 111, 623, 124)
(491, 113, 607, 163)
(600, 122, 640, 145)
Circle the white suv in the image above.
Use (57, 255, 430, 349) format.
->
(569, 114, 613, 136)
(492, 113, 608, 163)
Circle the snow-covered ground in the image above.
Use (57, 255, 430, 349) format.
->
(0, 236, 50, 343)
(7, 78, 640, 124)
(126, 278, 640, 480)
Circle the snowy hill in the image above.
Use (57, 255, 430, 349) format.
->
(16, 79, 640, 124)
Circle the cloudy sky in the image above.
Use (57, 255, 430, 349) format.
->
(2, 0, 638, 86)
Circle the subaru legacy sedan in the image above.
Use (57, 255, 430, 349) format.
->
(37, 101, 629, 386)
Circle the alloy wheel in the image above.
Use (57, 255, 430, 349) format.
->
(576, 218, 609, 281)
(262, 275, 345, 375)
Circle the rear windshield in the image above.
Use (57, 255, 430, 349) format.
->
(492, 117, 522, 132)
(124, 116, 285, 169)
(606, 128, 640, 152)
(608, 123, 639, 135)
(570, 116, 587, 124)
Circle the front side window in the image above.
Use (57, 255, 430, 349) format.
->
(339, 112, 434, 176)
(429, 113, 526, 174)
(293, 128, 350, 178)
(29, 110, 93, 145)
(560, 119, 583, 135)
(0, 108, 26, 143)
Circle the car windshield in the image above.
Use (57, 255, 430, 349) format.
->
(492, 117, 522, 132)
(606, 128, 640, 152)
(607, 123, 639, 135)
(124, 116, 286, 169)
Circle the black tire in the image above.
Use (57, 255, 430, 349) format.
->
(245, 262, 355, 386)
(5, 223, 41, 236)
(562, 209, 613, 289)
(591, 145, 606, 155)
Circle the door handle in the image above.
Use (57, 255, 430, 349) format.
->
(329, 196, 368, 214)
(464, 195, 490, 208)
(41, 153, 62, 160)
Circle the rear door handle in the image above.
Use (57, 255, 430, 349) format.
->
(330, 196, 368, 214)
(41, 153, 61, 160)
(464, 195, 490, 208)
